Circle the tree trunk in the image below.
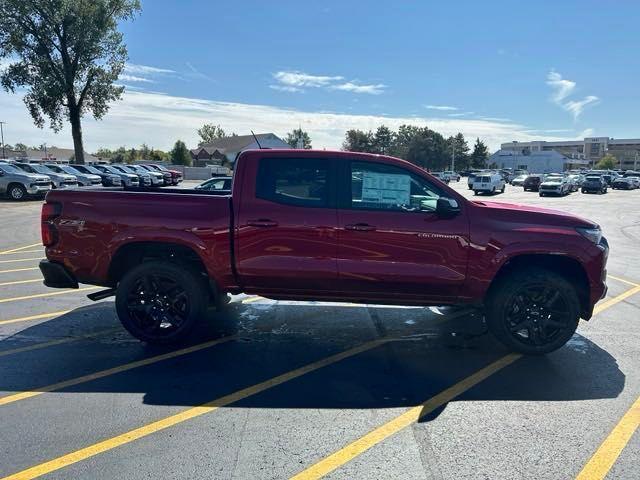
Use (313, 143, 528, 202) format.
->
(69, 106, 85, 164)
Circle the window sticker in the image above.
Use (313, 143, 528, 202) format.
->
(361, 171, 411, 205)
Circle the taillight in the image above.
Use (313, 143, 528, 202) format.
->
(41, 202, 62, 247)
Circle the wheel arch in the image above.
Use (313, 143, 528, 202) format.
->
(486, 253, 591, 319)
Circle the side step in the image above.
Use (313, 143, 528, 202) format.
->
(87, 288, 116, 301)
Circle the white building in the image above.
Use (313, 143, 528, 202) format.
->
(489, 149, 589, 173)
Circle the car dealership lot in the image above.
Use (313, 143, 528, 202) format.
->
(0, 183, 638, 479)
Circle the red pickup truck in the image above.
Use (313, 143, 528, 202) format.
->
(39, 150, 608, 354)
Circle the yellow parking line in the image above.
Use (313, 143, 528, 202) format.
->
(0, 328, 121, 358)
(290, 354, 521, 480)
(0, 287, 99, 305)
(242, 296, 263, 304)
(0, 339, 387, 480)
(0, 310, 71, 326)
(0, 267, 40, 275)
(575, 395, 640, 480)
(0, 243, 41, 255)
(0, 257, 44, 265)
(607, 274, 640, 288)
(290, 283, 640, 479)
(2, 249, 44, 255)
(0, 334, 239, 407)
(0, 278, 41, 287)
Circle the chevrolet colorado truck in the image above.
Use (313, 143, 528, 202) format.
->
(39, 150, 608, 354)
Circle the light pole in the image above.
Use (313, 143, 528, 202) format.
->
(451, 141, 455, 172)
(0, 121, 6, 160)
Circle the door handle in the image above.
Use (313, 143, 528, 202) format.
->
(247, 219, 278, 227)
(345, 223, 376, 232)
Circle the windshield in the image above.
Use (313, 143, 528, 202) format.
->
(45, 165, 64, 173)
(60, 166, 80, 175)
(0, 164, 23, 174)
(29, 164, 55, 174)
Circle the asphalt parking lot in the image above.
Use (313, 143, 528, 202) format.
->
(0, 180, 638, 479)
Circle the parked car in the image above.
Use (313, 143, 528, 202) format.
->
(93, 164, 139, 187)
(467, 171, 483, 190)
(581, 175, 608, 194)
(111, 164, 152, 186)
(611, 177, 635, 190)
(472, 172, 506, 195)
(46, 164, 102, 187)
(623, 170, 640, 178)
(139, 165, 171, 185)
(431, 172, 450, 184)
(626, 176, 640, 188)
(442, 171, 460, 182)
(39, 149, 609, 355)
(71, 164, 122, 187)
(195, 176, 233, 191)
(523, 174, 545, 192)
(144, 164, 183, 185)
(566, 174, 584, 192)
(0, 162, 52, 200)
(14, 162, 78, 189)
(125, 164, 164, 186)
(510, 174, 528, 186)
(539, 175, 572, 197)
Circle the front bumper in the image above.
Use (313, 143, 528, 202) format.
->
(27, 184, 52, 194)
(39, 260, 79, 289)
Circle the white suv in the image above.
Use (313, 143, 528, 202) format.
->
(472, 173, 506, 195)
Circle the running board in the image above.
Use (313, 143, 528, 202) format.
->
(87, 288, 116, 301)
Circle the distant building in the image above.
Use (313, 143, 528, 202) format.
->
(190, 133, 290, 167)
(10, 147, 99, 164)
(501, 137, 640, 170)
(489, 149, 589, 173)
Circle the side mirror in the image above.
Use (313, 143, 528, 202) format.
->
(436, 197, 460, 218)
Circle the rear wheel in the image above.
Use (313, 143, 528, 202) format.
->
(500, 184, 505, 193)
(486, 268, 580, 354)
(115, 261, 207, 344)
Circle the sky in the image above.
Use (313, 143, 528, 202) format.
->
(1, 0, 639, 153)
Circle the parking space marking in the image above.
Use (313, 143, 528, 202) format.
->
(0, 338, 388, 480)
(0, 287, 99, 304)
(0, 310, 71, 326)
(289, 284, 640, 479)
(2, 249, 44, 255)
(241, 296, 263, 303)
(575, 395, 640, 480)
(607, 274, 640, 288)
(0, 258, 44, 265)
(0, 335, 238, 407)
(0, 267, 39, 275)
(0, 278, 41, 287)
(289, 353, 521, 480)
(0, 243, 41, 255)
(0, 328, 121, 358)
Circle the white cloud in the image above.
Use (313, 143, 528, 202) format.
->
(119, 74, 154, 83)
(479, 116, 511, 122)
(329, 82, 385, 95)
(273, 71, 343, 88)
(425, 105, 458, 111)
(124, 63, 175, 75)
(448, 112, 474, 117)
(546, 70, 599, 120)
(578, 128, 595, 137)
(270, 85, 303, 93)
(0, 89, 584, 153)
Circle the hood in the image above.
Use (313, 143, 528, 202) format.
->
(471, 200, 595, 228)
(541, 180, 563, 186)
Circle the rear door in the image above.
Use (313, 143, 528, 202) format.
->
(336, 159, 470, 301)
(235, 155, 338, 292)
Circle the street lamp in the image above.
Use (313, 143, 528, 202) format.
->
(0, 121, 6, 159)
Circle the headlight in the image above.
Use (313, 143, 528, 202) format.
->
(576, 226, 602, 244)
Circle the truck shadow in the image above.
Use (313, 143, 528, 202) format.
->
(0, 300, 625, 422)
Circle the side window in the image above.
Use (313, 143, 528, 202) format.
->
(256, 158, 330, 207)
(350, 161, 443, 212)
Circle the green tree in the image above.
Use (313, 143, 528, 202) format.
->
(447, 133, 470, 171)
(197, 124, 229, 146)
(149, 148, 169, 162)
(170, 140, 192, 166)
(0, 0, 141, 164)
(14, 143, 28, 151)
(343, 129, 374, 152)
(125, 147, 138, 164)
(596, 154, 617, 170)
(373, 125, 394, 154)
(285, 128, 312, 149)
(470, 138, 489, 168)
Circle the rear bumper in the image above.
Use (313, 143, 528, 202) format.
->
(39, 260, 79, 289)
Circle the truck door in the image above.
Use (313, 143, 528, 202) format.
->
(336, 159, 470, 302)
(235, 155, 338, 292)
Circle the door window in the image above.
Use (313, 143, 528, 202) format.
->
(349, 161, 443, 212)
(256, 157, 331, 207)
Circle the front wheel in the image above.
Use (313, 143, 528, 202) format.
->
(486, 268, 580, 354)
(115, 261, 208, 344)
(8, 184, 27, 201)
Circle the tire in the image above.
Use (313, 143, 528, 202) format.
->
(8, 184, 27, 201)
(486, 267, 580, 355)
(115, 261, 208, 344)
(474, 190, 478, 195)
(539, 192, 544, 197)
(500, 185, 505, 193)
(581, 189, 586, 194)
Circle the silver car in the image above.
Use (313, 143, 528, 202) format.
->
(112, 164, 152, 186)
(0, 162, 52, 200)
(93, 164, 139, 187)
(15, 163, 78, 189)
(52, 164, 102, 187)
